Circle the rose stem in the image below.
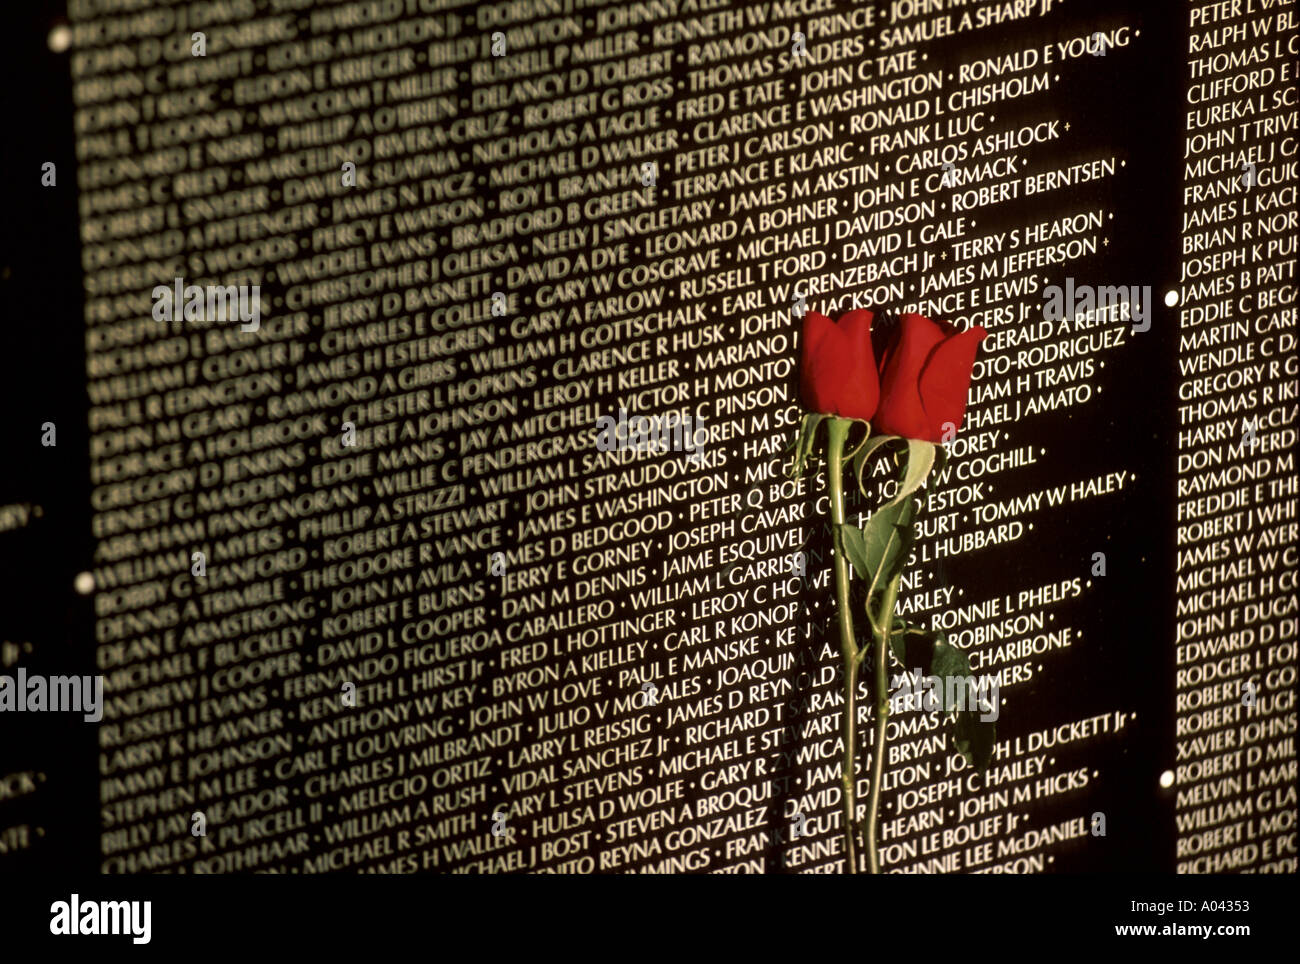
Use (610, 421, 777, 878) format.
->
(825, 418, 859, 875)
(866, 571, 900, 875)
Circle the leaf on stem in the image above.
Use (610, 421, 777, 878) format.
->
(840, 499, 915, 653)
(842, 419, 874, 464)
(889, 625, 998, 771)
(886, 618, 928, 668)
(839, 523, 869, 577)
(939, 640, 996, 770)
(785, 413, 828, 479)
(954, 709, 996, 772)
(837, 518, 900, 591)
(858, 497, 916, 598)
(883, 439, 940, 508)
(930, 634, 970, 697)
(851, 435, 898, 497)
(853, 437, 951, 504)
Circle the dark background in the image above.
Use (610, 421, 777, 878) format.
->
(0, 0, 1198, 874)
(0, 4, 98, 874)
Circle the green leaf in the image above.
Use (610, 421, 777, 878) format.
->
(843, 419, 875, 464)
(852, 435, 899, 497)
(930, 634, 969, 686)
(851, 436, 951, 503)
(856, 496, 916, 598)
(887, 619, 908, 667)
(886, 624, 998, 770)
(877, 617, 926, 670)
(883, 439, 939, 508)
(886, 620, 939, 670)
(831, 415, 871, 467)
(955, 710, 996, 771)
(838, 523, 868, 578)
(937, 635, 997, 770)
(784, 413, 828, 479)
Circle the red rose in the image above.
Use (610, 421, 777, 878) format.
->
(873, 313, 987, 442)
(799, 309, 880, 421)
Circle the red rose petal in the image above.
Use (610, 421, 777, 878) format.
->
(917, 325, 987, 439)
(874, 313, 947, 439)
(798, 309, 880, 420)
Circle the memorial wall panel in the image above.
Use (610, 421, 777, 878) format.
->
(0, 0, 1295, 877)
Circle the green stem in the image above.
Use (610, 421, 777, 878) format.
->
(865, 571, 901, 874)
(825, 418, 859, 875)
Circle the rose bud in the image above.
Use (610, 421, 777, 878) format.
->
(873, 312, 987, 442)
(799, 309, 880, 421)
